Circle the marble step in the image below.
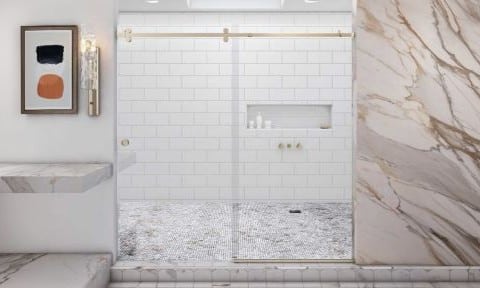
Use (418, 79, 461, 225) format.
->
(0, 253, 111, 288)
(108, 282, 480, 288)
(110, 263, 480, 283)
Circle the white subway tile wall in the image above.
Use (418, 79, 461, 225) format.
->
(117, 13, 352, 201)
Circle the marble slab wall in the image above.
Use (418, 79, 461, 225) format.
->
(355, 0, 480, 265)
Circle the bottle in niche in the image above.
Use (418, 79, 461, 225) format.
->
(256, 112, 263, 129)
(264, 120, 272, 129)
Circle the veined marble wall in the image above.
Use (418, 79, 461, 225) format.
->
(355, 0, 480, 265)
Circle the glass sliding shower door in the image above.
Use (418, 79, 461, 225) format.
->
(117, 12, 353, 264)
(117, 21, 237, 263)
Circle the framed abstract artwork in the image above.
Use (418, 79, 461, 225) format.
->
(21, 25, 78, 114)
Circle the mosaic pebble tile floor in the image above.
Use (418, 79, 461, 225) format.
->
(119, 201, 352, 262)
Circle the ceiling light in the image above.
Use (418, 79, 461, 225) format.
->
(145, 0, 159, 3)
(187, 0, 284, 10)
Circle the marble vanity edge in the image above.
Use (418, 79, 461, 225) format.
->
(0, 163, 113, 194)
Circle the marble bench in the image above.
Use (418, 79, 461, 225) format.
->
(0, 163, 112, 194)
(0, 253, 111, 288)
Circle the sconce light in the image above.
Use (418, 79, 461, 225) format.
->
(80, 32, 100, 116)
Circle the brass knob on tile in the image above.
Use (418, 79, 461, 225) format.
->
(296, 143, 302, 150)
(287, 143, 292, 149)
(120, 139, 130, 147)
(278, 143, 285, 149)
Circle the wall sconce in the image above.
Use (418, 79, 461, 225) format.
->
(80, 32, 100, 116)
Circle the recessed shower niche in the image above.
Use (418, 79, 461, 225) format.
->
(246, 104, 332, 129)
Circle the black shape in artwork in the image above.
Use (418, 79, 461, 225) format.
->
(36, 45, 64, 64)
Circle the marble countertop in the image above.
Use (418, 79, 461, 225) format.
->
(0, 163, 112, 193)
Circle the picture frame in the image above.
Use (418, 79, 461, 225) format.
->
(21, 25, 78, 114)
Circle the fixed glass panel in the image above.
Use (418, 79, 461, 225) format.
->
(232, 34, 353, 261)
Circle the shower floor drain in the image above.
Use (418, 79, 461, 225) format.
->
(289, 209, 302, 213)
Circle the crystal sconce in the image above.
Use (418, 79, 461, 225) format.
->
(80, 30, 100, 116)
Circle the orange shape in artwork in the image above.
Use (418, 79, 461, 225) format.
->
(37, 74, 64, 99)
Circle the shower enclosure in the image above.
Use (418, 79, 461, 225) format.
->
(117, 12, 353, 263)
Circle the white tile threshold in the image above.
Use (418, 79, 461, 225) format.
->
(111, 262, 480, 283)
(108, 282, 480, 288)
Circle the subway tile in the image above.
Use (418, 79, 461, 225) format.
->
(119, 64, 144, 76)
(294, 39, 320, 51)
(144, 163, 169, 174)
(307, 76, 333, 88)
(183, 52, 207, 63)
(145, 39, 169, 51)
(283, 76, 307, 88)
(244, 39, 270, 51)
(144, 64, 169, 75)
(169, 137, 195, 150)
(132, 52, 157, 63)
(169, 113, 195, 125)
(132, 101, 157, 112)
(195, 64, 220, 75)
(169, 39, 195, 50)
(156, 101, 182, 112)
(244, 64, 270, 75)
(270, 39, 295, 50)
(183, 151, 207, 162)
(131, 76, 157, 88)
(295, 64, 320, 75)
(182, 101, 208, 112)
(145, 89, 169, 100)
(118, 76, 132, 88)
(269, 64, 295, 76)
(144, 113, 169, 125)
(132, 126, 156, 137)
(118, 113, 144, 125)
(170, 63, 195, 75)
(195, 39, 219, 50)
(257, 52, 282, 63)
(157, 51, 182, 63)
(157, 76, 182, 88)
(194, 113, 220, 125)
(157, 151, 182, 162)
(207, 76, 233, 88)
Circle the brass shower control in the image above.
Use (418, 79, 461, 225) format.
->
(287, 143, 292, 149)
(278, 143, 285, 149)
(296, 143, 303, 150)
(120, 139, 130, 147)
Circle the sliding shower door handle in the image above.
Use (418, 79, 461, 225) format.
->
(120, 139, 130, 147)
